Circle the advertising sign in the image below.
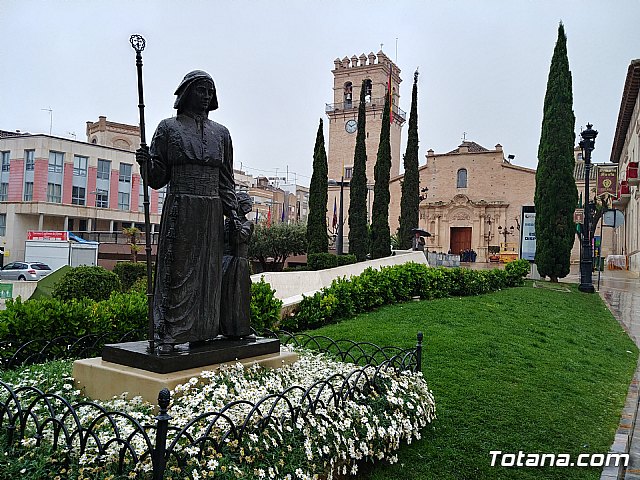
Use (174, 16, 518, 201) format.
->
(27, 231, 69, 241)
(596, 167, 618, 197)
(520, 206, 536, 262)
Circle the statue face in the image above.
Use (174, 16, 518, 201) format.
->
(184, 79, 215, 115)
(239, 197, 253, 215)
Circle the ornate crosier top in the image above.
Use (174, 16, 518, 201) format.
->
(130, 34, 146, 53)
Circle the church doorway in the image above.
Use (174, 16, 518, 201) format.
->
(450, 227, 472, 255)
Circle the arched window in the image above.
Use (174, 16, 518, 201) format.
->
(364, 79, 372, 102)
(344, 82, 353, 108)
(457, 168, 467, 188)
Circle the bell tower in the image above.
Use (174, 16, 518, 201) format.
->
(326, 51, 404, 182)
(325, 51, 405, 247)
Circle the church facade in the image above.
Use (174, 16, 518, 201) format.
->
(389, 141, 536, 262)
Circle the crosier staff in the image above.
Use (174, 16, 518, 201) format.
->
(130, 34, 155, 352)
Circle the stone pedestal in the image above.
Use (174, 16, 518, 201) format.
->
(102, 336, 281, 374)
(73, 349, 299, 403)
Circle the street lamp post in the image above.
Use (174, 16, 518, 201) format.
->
(498, 225, 515, 243)
(578, 123, 598, 293)
(336, 175, 345, 255)
(328, 178, 347, 255)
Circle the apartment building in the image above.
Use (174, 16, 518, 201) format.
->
(0, 118, 164, 264)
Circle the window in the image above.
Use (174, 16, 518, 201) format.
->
(119, 163, 132, 183)
(1, 152, 10, 172)
(97, 159, 110, 180)
(47, 183, 62, 203)
(344, 82, 353, 108)
(344, 167, 353, 179)
(25, 150, 35, 171)
(456, 168, 468, 188)
(23, 182, 33, 201)
(0, 183, 7, 201)
(158, 187, 166, 214)
(138, 183, 145, 212)
(118, 191, 130, 211)
(364, 79, 373, 101)
(48, 151, 64, 173)
(73, 155, 88, 176)
(72, 186, 86, 205)
(96, 189, 109, 208)
(78, 219, 87, 232)
(0, 214, 6, 236)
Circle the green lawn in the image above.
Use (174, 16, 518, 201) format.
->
(309, 281, 638, 479)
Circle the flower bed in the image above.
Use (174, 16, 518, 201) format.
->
(0, 346, 436, 479)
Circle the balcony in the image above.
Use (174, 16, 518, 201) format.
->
(615, 180, 631, 206)
(325, 97, 407, 124)
(627, 162, 639, 186)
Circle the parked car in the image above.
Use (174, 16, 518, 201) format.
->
(0, 262, 52, 281)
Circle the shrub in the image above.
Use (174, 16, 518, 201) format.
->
(307, 253, 338, 270)
(505, 259, 531, 286)
(290, 262, 530, 332)
(52, 266, 122, 302)
(336, 254, 357, 267)
(250, 277, 283, 332)
(0, 291, 146, 345)
(113, 262, 148, 291)
(307, 253, 357, 270)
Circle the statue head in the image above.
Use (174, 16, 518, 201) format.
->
(174, 70, 218, 113)
(236, 192, 253, 215)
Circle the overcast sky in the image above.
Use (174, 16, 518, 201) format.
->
(2, 0, 639, 185)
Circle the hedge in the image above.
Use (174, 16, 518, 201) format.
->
(0, 279, 282, 346)
(281, 259, 530, 331)
(307, 253, 357, 270)
(52, 266, 122, 302)
(113, 262, 148, 291)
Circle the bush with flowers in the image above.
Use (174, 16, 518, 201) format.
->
(0, 345, 436, 480)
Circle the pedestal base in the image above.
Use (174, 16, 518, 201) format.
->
(102, 336, 280, 374)
(73, 349, 299, 403)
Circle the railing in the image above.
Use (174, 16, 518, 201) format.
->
(0, 331, 424, 479)
(325, 97, 407, 123)
(70, 230, 160, 245)
(0, 330, 145, 371)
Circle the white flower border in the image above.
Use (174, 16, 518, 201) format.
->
(3, 346, 436, 479)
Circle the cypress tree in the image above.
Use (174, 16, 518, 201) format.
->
(348, 80, 369, 261)
(534, 23, 577, 282)
(397, 70, 420, 250)
(306, 119, 329, 254)
(370, 85, 392, 259)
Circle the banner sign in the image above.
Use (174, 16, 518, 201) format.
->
(27, 231, 69, 241)
(596, 167, 618, 197)
(520, 206, 536, 262)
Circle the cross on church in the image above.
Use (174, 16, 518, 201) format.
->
(462, 132, 467, 141)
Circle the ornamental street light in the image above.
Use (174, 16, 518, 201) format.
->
(498, 224, 515, 243)
(578, 123, 598, 293)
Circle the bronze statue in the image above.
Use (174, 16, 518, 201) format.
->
(220, 192, 254, 338)
(136, 70, 239, 353)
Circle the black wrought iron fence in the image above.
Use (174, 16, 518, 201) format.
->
(0, 329, 145, 370)
(0, 331, 424, 479)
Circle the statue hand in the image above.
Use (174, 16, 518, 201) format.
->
(136, 146, 150, 166)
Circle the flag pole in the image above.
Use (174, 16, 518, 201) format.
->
(130, 34, 155, 353)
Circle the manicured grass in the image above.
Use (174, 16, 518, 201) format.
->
(309, 281, 638, 479)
